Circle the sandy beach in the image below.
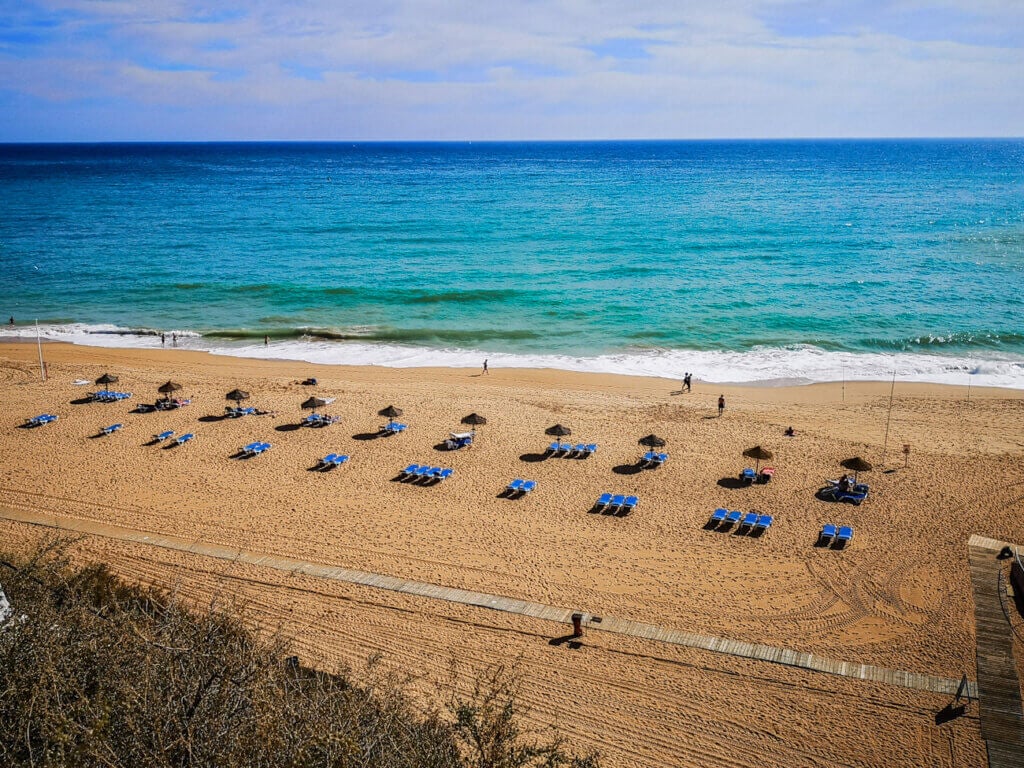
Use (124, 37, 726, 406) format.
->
(2, 341, 1022, 766)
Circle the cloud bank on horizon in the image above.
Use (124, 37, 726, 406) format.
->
(0, 0, 1021, 141)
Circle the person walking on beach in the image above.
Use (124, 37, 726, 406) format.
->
(717, 394, 725, 417)
(482, 359, 488, 375)
(684, 373, 692, 392)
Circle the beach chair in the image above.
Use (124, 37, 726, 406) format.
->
(318, 453, 339, 468)
(584, 443, 598, 457)
(640, 451, 656, 467)
(709, 508, 728, 526)
(620, 495, 638, 514)
(758, 467, 775, 483)
(302, 414, 322, 427)
(399, 463, 419, 479)
(332, 455, 349, 466)
(413, 465, 434, 479)
(507, 479, 525, 494)
(175, 433, 194, 445)
(154, 430, 174, 442)
(607, 494, 626, 514)
(434, 468, 454, 482)
(740, 512, 758, 531)
(595, 492, 613, 511)
(650, 452, 668, 468)
(25, 414, 58, 427)
(753, 514, 773, 533)
(725, 510, 742, 527)
(520, 480, 536, 494)
(835, 526, 854, 546)
(101, 423, 123, 436)
(740, 468, 757, 484)
(819, 523, 837, 545)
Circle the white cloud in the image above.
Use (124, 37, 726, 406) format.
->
(0, 1, 1020, 139)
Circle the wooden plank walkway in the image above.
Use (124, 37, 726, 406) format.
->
(967, 535, 1024, 767)
(0, 506, 976, 697)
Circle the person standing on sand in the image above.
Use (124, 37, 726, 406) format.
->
(482, 359, 488, 375)
(717, 394, 725, 417)
(684, 373, 692, 392)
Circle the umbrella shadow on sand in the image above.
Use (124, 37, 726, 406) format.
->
(519, 452, 548, 463)
(275, 423, 301, 432)
(353, 432, 382, 441)
(198, 414, 227, 423)
(612, 463, 643, 475)
(717, 476, 748, 489)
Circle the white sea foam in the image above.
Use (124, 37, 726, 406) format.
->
(3, 324, 1023, 390)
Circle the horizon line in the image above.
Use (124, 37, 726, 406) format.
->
(1, 136, 1023, 146)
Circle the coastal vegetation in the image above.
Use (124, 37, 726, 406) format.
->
(0, 542, 598, 768)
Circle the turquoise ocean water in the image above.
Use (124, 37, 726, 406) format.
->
(1, 140, 1022, 387)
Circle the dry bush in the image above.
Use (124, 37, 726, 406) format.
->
(0, 541, 599, 768)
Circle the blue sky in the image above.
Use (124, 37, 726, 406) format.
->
(0, 1, 1021, 140)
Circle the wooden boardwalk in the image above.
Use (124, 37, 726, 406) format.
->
(968, 535, 1024, 767)
(0, 505, 976, 697)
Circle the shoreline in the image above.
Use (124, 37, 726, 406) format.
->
(2, 333, 1023, 393)
(3, 340, 1024, 402)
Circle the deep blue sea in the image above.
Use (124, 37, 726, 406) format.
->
(1, 140, 1022, 386)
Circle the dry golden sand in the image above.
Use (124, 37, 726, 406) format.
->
(2, 342, 1023, 767)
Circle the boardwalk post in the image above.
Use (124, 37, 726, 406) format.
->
(571, 612, 583, 637)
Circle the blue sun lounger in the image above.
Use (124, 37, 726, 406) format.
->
(101, 423, 123, 435)
(620, 495, 638, 514)
(607, 494, 626, 513)
(507, 479, 525, 493)
(740, 512, 758, 530)
(819, 523, 837, 544)
(25, 414, 58, 427)
(595, 492, 613, 510)
(740, 468, 757, 483)
(433, 468, 453, 481)
(319, 453, 339, 467)
(836, 526, 854, 545)
(399, 463, 419, 479)
(154, 430, 174, 442)
(649, 452, 667, 468)
(175, 433, 195, 445)
(725, 510, 742, 526)
(332, 454, 349, 466)
(520, 480, 536, 493)
(709, 508, 728, 525)
(754, 514, 773, 532)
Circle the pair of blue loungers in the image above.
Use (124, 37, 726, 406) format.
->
(91, 390, 131, 402)
(820, 524, 854, 547)
(548, 442, 597, 457)
(25, 414, 58, 427)
(154, 430, 194, 445)
(505, 478, 537, 496)
(398, 464, 453, 483)
(708, 508, 774, 534)
(821, 481, 869, 504)
(303, 414, 339, 427)
(316, 453, 349, 469)
(381, 422, 408, 435)
(640, 451, 668, 468)
(594, 493, 638, 514)
(241, 441, 271, 457)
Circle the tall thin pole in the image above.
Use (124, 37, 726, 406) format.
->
(36, 319, 46, 382)
(881, 368, 896, 467)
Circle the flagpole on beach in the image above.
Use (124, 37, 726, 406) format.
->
(881, 368, 896, 467)
(36, 319, 46, 382)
